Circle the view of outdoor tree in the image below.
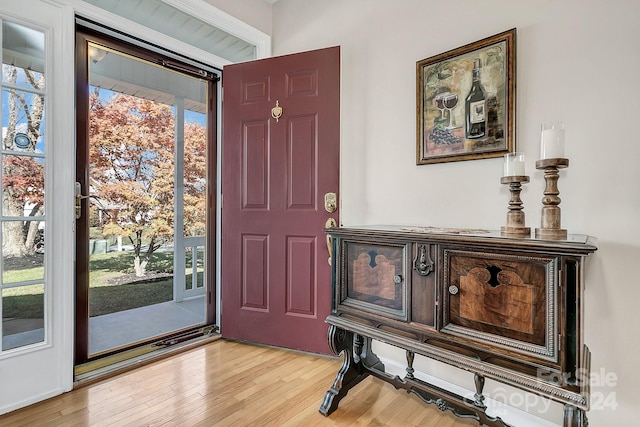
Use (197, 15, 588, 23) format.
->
(2, 64, 45, 258)
(89, 90, 206, 277)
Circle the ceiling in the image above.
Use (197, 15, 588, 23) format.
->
(2, 21, 45, 72)
(3, 0, 268, 115)
(5, 0, 273, 74)
(88, 43, 208, 114)
(76, 0, 260, 114)
(82, 0, 257, 63)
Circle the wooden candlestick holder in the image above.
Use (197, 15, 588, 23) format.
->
(535, 158, 569, 239)
(500, 175, 531, 237)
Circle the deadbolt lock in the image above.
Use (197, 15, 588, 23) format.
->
(324, 192, 337, 213)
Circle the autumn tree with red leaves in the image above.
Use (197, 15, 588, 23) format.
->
(2, 64, 45, 258)
(89, 91, 206, 277)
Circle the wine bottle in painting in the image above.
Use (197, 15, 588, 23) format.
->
(465, 58, 486, 139)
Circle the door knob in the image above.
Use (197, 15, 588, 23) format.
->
(75, 182, 101, 219)
(75, 182, 89, 219)
(324, 192, 337, 213)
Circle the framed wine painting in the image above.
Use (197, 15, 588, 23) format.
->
(416, 28, 516, 165)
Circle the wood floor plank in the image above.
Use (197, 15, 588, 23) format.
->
(0, 340, 485, 426)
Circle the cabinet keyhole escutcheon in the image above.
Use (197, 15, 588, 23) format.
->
(413, 244, 434, 276)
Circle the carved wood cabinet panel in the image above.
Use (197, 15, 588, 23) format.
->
(342, 241, 409, 320)
(320, 226, 597, 427)
(442, 249, 557, 365)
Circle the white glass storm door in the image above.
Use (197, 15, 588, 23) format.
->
(0, 0, 75, 415)
(75, 29, 216, 363)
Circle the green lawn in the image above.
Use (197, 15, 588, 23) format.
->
(89, 279, 174, 316)
(2, 250, 202, 319)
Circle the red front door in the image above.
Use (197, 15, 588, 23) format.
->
(221, 46, 340, 354)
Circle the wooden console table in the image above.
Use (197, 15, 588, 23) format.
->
(318, 225, 597, 427)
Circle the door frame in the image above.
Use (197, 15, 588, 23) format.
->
(0, 1, 75, 415)
(74, 26, 219, 364)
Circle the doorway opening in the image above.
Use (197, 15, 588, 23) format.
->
(74, 25, 218, 371)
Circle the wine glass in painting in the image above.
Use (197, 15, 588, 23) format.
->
(434, 93, 446, 119)
(443, 92, 458, 129)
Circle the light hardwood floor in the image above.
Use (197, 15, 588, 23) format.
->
(0, 340, 480, 426)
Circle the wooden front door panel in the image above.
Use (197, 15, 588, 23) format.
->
(442, 248, 558, 363)
(222, 47, 340, 354)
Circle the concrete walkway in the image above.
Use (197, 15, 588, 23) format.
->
(90, 297, 205, 354)
(2, 297, 205, 354)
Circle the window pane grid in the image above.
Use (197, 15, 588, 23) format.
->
(2, 277, 45, 287)
(1, 19, 47, 352)
(0, 150, 45, 158)
(1, 81, 46, 96)
(0, 216, 45, 221)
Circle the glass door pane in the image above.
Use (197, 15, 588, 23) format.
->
(1, 21, 47, 352)
(85, 43, 208, 356)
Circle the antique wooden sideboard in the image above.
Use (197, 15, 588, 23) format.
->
(318, 225, 597, 427)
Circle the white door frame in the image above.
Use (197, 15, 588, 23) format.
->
(0, 0, 75, 415)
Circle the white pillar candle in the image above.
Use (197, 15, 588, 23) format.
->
(540, 122, 565, 159)
(504, 152, 525, 176)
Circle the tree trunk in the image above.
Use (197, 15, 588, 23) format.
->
(133, 256, 147, 277)
(2, 193, 28, 257)
(2, 221, 27, 257)
(24, 205, 43, 255)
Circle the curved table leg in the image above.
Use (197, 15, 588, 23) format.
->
(564, 405, 588, 427)
(319, 325, 374, 416)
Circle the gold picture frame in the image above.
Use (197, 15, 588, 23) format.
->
(416, 28, 516, 165)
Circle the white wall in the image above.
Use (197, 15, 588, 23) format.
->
(272, 0, 640, 425)
(204, 0, 273, 36)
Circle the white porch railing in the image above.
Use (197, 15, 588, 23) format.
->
(173, 236, 205, 302)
